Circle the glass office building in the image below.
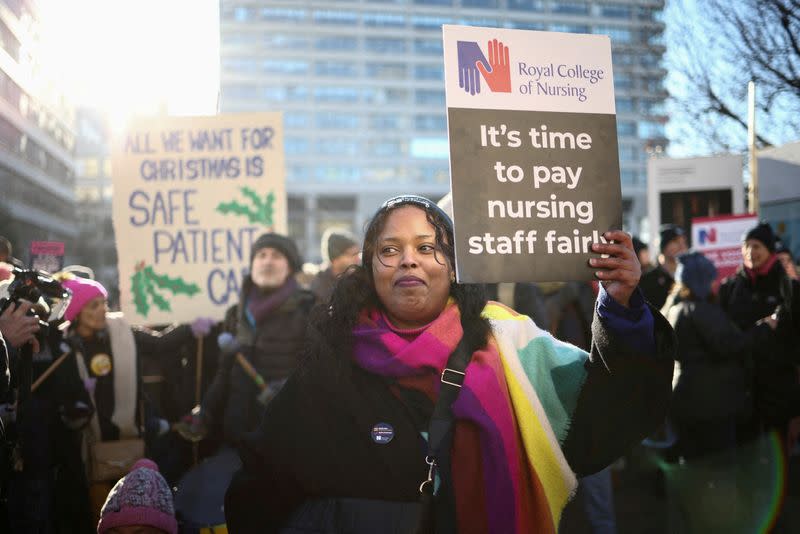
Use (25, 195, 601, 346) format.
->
(220, 0, 666, 260)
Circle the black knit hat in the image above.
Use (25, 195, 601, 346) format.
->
(250, 233, 302, 273)
(659, 224, 685, 253)
(632, 236, 648, 258)
(322, 228, 358, 263)
(743, 222, 776, 252)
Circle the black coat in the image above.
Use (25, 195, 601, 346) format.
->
(224, 304, 676, 533)
(665, 298, 769, 421)
(719, 261, 800, 427)
(202, 279, 315, 444)
(639, 264, 674, 311)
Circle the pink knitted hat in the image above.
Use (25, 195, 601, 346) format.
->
(62, 276, 107, 322)
(97, 459, 177, 534)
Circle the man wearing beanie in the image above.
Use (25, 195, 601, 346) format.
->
(97, 458, 177, 534)
(640, 224, 688, 310)
(719, 222, 800, 444)
(310, 227, 360, 303)
(179, 232, 314, 445)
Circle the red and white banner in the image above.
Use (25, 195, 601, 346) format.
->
(691, 214, 758, 284)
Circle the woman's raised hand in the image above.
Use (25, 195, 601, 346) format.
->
(589, 230, 641, 308)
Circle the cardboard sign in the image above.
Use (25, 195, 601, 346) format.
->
(692, 214, 757, 284)
(30, 241, 64, 273)
(112, 113, 286, 324)
(443, 25, 621, 283)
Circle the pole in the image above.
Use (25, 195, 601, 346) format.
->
(747, 81, 759, 214)
(193, 337, 203, 466)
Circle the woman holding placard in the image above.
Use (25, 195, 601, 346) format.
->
(225, 194, 675, 534)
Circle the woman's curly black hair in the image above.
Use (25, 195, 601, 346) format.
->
(303, 196, 491, 373)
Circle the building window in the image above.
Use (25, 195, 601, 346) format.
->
(365, 62, 407, 79)
(414, 64, 443, 80)
(462, 0, 498, 7)
(313, 10, 358, 25)
(507, 0, 543, 11)
(617, 121, 637, 137)
(595, 26, 633, 44)
(263, 59, 309, 75)
(414, 38, 443, 55)
(315, 86, 360, 103)
(285, 112, 311, 128)
(315, 61, 358, 77)
(552, 2, 589, 15)
(550, 24, 589, 34)
(412, 16, 453, 30)
(263, 34, 310, 50)
(600, 3, 632, 18)
(315, 36, 358, 50)
(415, 114, 446, 131)
(365, 37, 407, 54)
(415, 90, 445, 106)
(615, 97, 635, 113)
(363, 13, 406, 27)
(285, 137, 310, 155)
(316, 112, 361, 129)
(260, 8, 307, 23)
(315, 139, 361, 156)
(370, 114, 402, 129)
(506, 20, 547, 30)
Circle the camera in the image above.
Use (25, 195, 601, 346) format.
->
(0, 267, 71, 343)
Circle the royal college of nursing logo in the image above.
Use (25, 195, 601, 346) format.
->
(457, 39, 512, 95)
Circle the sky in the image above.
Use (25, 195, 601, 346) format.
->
(38, 0, 220, 130)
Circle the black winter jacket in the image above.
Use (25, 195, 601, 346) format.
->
(224, 304, 676, 533)
(664, 298, 770, 421)
(203, 278, 315, 444)
(718, 262, 800, 427)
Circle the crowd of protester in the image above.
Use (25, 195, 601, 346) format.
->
(0, 206, 797, 533)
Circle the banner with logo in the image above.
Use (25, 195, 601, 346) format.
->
(30, 241, 64, 273)
(443, 25, 620, 283)
(692, 214, 757, 285)
(112, 113, 286, 325)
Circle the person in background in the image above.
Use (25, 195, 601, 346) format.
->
(178, 233, 315, 447)
(97, 458, 177, 534)
(719, 222, 800, 442)
(632, 236, 651, 269)
(640, 224, 688, 310)
(310, 228, 361, 304)
(775, 240, 798, 280)
(663, 251, 776, 459)
(56, 274, 201, 525)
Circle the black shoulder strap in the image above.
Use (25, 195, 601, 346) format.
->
(416, 338, 471, 534)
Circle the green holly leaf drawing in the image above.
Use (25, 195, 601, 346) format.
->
(130, 263, 201, 318)
(144, 266, 201, 296)
(144, 275, 172, 312)
(131, 270, 150, 317)
(216, 187, 275, 226)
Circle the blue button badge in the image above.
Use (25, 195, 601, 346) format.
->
(371, 422, 395, 444)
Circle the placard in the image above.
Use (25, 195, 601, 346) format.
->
(112, 113, 285, 324)
(444, 25, 621, 282)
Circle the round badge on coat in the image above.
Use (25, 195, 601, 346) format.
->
(90, 353, 112, 377)
(371, 422, 395, 444)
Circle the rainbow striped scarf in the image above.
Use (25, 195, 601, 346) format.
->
(353, 300, 589, 533)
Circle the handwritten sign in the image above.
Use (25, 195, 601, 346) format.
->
(112, 113, 286, 324)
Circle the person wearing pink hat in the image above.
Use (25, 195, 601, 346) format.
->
(57, 274, 201, 525)
(97, 458, 178, 534)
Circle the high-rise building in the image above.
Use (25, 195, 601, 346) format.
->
(220, 0, 667, 261)
(0, 0, 76, 264)
(73, 108, 119, 303)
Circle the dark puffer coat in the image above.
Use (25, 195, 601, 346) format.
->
(719, 261, 800, 428)
(203, 278, 315, 444)
(664, 297, 770, 421)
